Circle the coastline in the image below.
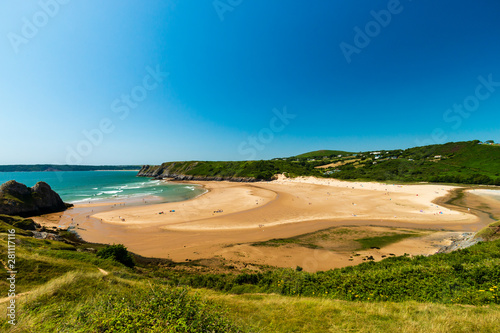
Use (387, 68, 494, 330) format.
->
(32, 177, 500, 271)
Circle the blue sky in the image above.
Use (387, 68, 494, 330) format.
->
(1, 0, 499, 165)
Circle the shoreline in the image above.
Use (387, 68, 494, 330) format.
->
(32, 177, 500, 271)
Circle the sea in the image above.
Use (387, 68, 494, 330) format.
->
(0, 171, 205, 204)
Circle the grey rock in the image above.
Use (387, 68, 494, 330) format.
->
(437, 233, 483, 254)
(32, 231, 64, 241)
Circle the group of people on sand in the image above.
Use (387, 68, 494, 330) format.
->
(213, 209, 223, 213)
(158, 210, 176, 214)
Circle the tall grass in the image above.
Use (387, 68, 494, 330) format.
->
(1, 272, 243, 332)
(198, 290, 500, 333)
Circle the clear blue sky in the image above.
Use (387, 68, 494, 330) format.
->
(1, 0, 499, 165)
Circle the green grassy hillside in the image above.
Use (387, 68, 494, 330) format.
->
(332, 141, 500, 184)
(139, 159, 322, 180)
(139, 141, 500, 185)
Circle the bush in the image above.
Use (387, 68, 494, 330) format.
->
(97, 244, 135, 268)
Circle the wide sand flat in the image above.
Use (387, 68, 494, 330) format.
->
(93, 176, 476, 231)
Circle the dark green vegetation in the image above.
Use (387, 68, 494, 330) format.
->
(140, 141, 500, 185)
(139, 159, 322, 180)
(0, 165, 140, 172)
(171, 239, 500, 305)
(97, 244, 135, 268)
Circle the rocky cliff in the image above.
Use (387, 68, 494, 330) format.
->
(137, 163, 259, 182)
(0, 180, 72, 217)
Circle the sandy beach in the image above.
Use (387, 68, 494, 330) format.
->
(34, 176, 497, 271)
(92, 175, 477, 230)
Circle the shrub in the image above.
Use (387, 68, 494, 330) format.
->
(97, 244, 135, 268)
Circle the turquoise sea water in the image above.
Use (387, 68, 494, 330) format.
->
(0, 171, 204, 204)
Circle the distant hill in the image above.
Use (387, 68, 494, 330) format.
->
(330, 140, 500, 185)
(295, 150, 353, 159)
(0, 165, 141, 172)
(138, 160, 317, 181)
(138, 140, 500, 185)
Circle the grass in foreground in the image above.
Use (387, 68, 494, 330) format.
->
(198, 289, 500, 333)
(1, 271, 240, 332)
(0, 233, 242, 332)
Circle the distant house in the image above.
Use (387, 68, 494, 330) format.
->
(434, 155, 442, 159)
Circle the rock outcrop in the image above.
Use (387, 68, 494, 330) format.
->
(0, 180, 72, 217)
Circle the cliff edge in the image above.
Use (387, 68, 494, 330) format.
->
(137, 162, 259, 182)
